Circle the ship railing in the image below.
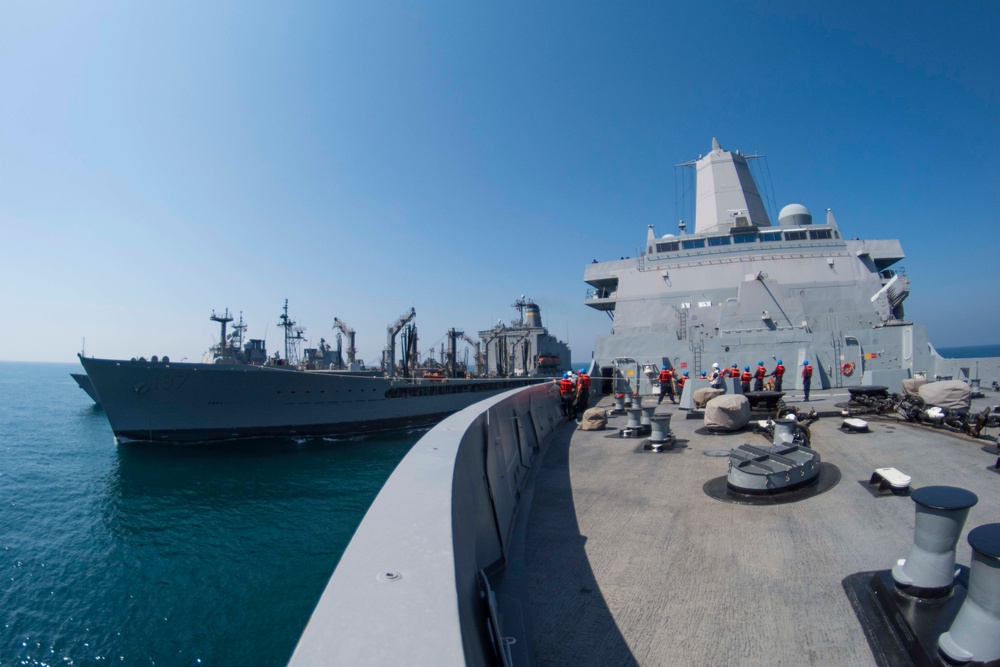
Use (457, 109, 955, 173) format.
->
(290, 381, 565, 667)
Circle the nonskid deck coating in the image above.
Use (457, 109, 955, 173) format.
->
(523, 390, 1000, 666)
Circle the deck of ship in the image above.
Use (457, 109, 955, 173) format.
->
(521, 389, 1000, 666)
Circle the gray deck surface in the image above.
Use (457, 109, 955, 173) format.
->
(523, 389, 1000, 666)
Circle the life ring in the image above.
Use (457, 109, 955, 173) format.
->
(841, 362, 855, 376)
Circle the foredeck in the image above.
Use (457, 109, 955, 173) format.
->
(522, 390, 1000, 666)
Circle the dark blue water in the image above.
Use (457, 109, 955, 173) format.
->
(937, 344, 1000, 359)
(0, 362, 419, 666)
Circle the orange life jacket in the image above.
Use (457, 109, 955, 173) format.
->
(677, 377, 686, 388)
(559, 378, 574, 394)
(755, 365, 766, 379)
(802, 365, 813, 378)
(659, 369, 672, 382)
(774, 364, 785, 377)
(579, 373, 591, 389)
(740, 371, 752, 383)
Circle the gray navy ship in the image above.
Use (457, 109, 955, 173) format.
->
(79, 299, 571, 443)
(584, 138, 1000, 393)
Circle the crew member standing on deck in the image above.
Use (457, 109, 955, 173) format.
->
(754, 361, 767, 392)
(559, 372, 575, 418)
(802, 360, 813, 401)
(771, 359, 786, 392)
(740, 366, 752, 393)
(574, 369, 591, 418)
(657, 365, 675, 404)
(708, 363, 722, 388)
(729, 364, 740, 379)
(677, 371, 688, 397)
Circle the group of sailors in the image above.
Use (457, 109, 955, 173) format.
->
(656, 359, 812, 399)
(558, 369, 591, 419)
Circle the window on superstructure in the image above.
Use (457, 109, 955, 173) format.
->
(656, 241, 680, 253)
(759, 232, 782, 242)
(681, 239, 705, 249)
(809, 229, 832, 240)
(784, 231, 807, 241)
(733, 233, 756, 244)
(708, 236, 731, 246)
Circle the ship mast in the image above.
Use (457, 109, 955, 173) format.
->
(210, 309, 234, 361)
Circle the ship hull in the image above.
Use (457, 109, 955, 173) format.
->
(80, 356, 542, 443)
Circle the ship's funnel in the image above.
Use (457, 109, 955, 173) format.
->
(525, 303, 542, 328)
(693, 139, 772, 235)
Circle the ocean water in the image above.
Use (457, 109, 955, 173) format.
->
(0, 362, 419, 666)
(936, 344, 1000, 359)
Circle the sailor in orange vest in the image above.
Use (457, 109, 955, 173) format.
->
(558, 372, 576, 417)
(802, 360, 813, 401)
(728, 363, 739, 379)
(754, 361, 767, 392)
(574, 368, 591, 418)
(740, 366, 752, 393)
(676, 371, 688, 396)
(771, 359, 786, 392)
(657, 365, 675, 404)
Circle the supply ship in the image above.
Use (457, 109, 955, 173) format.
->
(79, 299, 570, 443)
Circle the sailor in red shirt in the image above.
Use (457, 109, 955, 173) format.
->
(676, 371, 688, 396)
(802, 360, 813, 401)
(771, 359, 786, 392)
(740, 366, 752, 393)
(754, 361, 767, 392)
(574, 369, 591, 417)
(558, 372, 575, 417)
(657, 365, 675, 404)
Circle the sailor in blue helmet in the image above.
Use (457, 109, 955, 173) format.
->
(771, 359, 786, 392)
(754, 360, 767, 392)
(801, 359, 813, 401)
(574, 368, 591, 418)
(558, 372, 575, 417)
(657, 364, 676, 405)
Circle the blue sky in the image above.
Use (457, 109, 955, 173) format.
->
(2, 1, 998, 364)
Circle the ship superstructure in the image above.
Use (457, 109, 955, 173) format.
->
(585, 139, 999, 391)
(479, 297, 572, 377)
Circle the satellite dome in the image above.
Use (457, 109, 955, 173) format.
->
(778, 204, 812, 227)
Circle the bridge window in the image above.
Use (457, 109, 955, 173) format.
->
(707, 236, 731, 246)
(681, 239, 705, 249)
(784, 230, 807, 241)
(759, 232, 782, 242)
(809, 229, 832, 240)
(656, 241, 680, 253)
(733, 233, 756, 244)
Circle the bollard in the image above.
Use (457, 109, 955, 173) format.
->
(649, 413, 674, 451)
(891, 486, 978, 597)
(613, 394, 625, 412)
(938, 523, 1000, 664)
(625, 406, 642, 431)
(641, 405, 656, 427)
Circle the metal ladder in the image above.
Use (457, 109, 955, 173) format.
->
(832, 331, 843, 388)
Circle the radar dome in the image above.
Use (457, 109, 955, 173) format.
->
(778, 204, 812, 227)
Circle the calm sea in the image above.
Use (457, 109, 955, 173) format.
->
(937, 344, 1000, 359)
(0, 362, 419, 666)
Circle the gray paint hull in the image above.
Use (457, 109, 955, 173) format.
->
(80, 356, 542, 443)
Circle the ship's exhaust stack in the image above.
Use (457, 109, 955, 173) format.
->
(525, 303, 542, 328)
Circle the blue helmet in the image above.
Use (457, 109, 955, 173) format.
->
(803, 360, 810, 366)
(662, 365, 668, 370)
(563, 371, 570, 378)
(777, 359, 783, 365)
(758, 360, 763, 365)
(745, 366, 750, 371)
(579, 368, 585, 374)
(683, 371, 689, 376)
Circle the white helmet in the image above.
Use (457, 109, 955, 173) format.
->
(712, 363, 719, 368)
